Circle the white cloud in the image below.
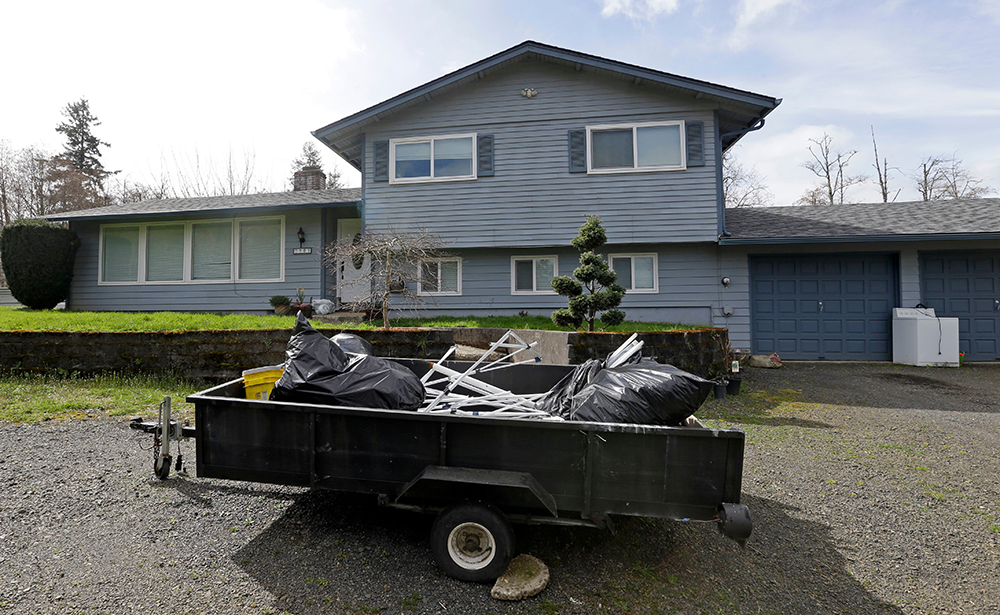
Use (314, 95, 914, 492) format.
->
(599, 0, 681, 20)
(975, 0, 1000, 24)
(728, 0, 798, 49)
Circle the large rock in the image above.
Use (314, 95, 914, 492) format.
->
(748, 353, 783, 368)
(491, 554, 549, 601)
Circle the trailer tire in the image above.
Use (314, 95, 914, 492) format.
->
(154, 455, 171, 480)
(431, 502, 514, 582)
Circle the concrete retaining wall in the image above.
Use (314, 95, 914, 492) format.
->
(0, 327, 728, 381)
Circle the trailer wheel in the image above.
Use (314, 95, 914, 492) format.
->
(154, 455, 171, 480)
(431, 502, 514, 582)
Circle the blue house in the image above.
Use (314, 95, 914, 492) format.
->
(44, 41, 1000, 362)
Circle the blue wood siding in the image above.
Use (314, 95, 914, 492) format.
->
(66, 209, 338, 313)
(393, 244, 719, 327)
(362, 60, 719, 249)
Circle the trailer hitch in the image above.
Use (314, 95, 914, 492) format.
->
(129, 397, 195, 479)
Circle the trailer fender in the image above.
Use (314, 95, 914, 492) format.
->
(395, 466, 558, 518)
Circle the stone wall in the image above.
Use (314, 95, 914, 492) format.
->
(0, 327, 728, 381)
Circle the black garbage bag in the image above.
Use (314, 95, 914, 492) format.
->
(270, 314, 425, 410)
(539, 354, 712, 425)
(331, 332, 374, 355)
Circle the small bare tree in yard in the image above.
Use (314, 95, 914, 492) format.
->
(323, 228, 449, 329)
(911, 155, 994, 200)
(799, 133, 866, 205)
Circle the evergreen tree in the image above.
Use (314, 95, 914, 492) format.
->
(290, 141, 343, 189)
(55, 98, 110, 180)
(551, 215, 626, 331)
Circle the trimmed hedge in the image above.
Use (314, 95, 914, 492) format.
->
(0, 220, 80, 310)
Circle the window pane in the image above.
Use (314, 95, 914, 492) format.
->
(592, 129, 633, 169)
(102, 226, 139, 282)
(536, 258, 554, 290)
(515, 260, 533, 291)
(634, 256, 655, 289)
(612, 257, 632, 289)
(637, 125, 682, 167)
(191, 222, 232, 280)
(395, 141, 431, 178)
(434, 137, 473, 177)
(239, 219, 281, 280)
(421, 261, 439, 292)
(440, 260, 459, 293)
(146, 224, 184, 282)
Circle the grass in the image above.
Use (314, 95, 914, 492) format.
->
(0, 372, 196, 423)
(0, 306, 699, 333)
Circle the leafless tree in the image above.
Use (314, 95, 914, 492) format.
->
(323, 228, 450, 329)
(799, 133, 866, 205)
(910, 155, 994, 201)
(870, 126, 900, 203)
(912, 156, 946, 201)
(723, 149, 774, 208)
(152, 147, 271, 198)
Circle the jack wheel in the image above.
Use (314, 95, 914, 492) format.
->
(155, 455, 171, 480)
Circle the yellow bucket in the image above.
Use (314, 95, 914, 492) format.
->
(243, 365, 284, 400)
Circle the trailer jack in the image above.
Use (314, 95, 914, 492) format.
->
(129, 397, 196, 479)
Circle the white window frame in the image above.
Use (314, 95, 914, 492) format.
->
(609, 253, 659, 293)
(98, 216, 285, 285)
(586, 121, 686, 174)
(417, 257, 462, 296)
(510, 255, 558, 295)
(389, 133, 478, 184)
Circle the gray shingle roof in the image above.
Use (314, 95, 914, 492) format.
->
(723, 198, 1000, 243)
(45, 188, 362, 221)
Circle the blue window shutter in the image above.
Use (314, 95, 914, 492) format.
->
(686, 122, 705, 167)
(373, 140, 389, 182)
(568, 130, 587, 173)
(477, 134, 494, 177)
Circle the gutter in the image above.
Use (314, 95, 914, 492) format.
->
(718, 232, 1000, 245)
(717, 117, 768, 240)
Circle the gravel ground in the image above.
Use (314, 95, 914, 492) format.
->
(2, 362, 999, 614)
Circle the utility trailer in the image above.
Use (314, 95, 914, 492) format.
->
(135, 359, 752, 582)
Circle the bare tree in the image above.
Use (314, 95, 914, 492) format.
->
(912, 156, 946, 201)
(934, 156, 995, 200)
(323, 228, 450, 329)
(870, 126, 900, 203)
(723, 149, 774, 208)
(799, 133, 866, 205)
(156, 147, 271, 198)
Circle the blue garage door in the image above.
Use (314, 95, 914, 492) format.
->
(750, 253, 898, 360)
(920, 251, 1000, 361)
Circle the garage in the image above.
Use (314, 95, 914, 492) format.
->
(920, 251, 1000, 361)
(750, 253, 899, 360)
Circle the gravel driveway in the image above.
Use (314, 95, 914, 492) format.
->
(2, 362, 999, 614)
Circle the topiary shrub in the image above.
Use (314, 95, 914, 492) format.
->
(551, 215, 626, 331)
(0, 220, 80, 309)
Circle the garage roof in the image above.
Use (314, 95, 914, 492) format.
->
(722, 198, 1000, 244)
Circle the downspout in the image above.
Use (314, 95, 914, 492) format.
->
(717, 117, 767, 239)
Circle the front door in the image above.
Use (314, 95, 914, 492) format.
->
(336, 218, 370, 306)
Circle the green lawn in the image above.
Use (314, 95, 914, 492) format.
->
(0, 372, 196, 423)
(0, 306, 702, 333)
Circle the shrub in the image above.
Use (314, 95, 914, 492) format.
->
(0, 220, 80, 310)
(551, 215, 626, 331)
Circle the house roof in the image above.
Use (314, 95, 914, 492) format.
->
(313, 40, 781, 171)
(44, 188, 362, 222)
(722, 198, 1000, 244)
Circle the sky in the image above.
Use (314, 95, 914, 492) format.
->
(1, 0, 998, 206)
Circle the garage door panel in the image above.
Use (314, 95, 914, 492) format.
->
(751, 253, 898, 360)
(921, 250, 1000, 361)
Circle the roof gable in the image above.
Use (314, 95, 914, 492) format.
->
(314, 41, 781, 171)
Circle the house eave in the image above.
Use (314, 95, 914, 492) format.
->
(46, 200, 363, 223)
(719, 232, 1000, 246)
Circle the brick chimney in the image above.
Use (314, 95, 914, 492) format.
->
(293, 166, 326, 191)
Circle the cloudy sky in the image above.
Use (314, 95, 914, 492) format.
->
(2, 0, 997, 205)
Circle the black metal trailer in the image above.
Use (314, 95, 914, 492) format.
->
(141, 359, 751, 582)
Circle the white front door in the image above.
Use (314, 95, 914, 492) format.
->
(336, 218, 370, 305)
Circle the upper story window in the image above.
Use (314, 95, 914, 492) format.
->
(610, 253, 658, 293)
(418, 258, 462, 296)
(511, 255, 557, 295)
(390, 133, 477, 184)
(587, 121, 685, 174)
(99, 217, 284, 285)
